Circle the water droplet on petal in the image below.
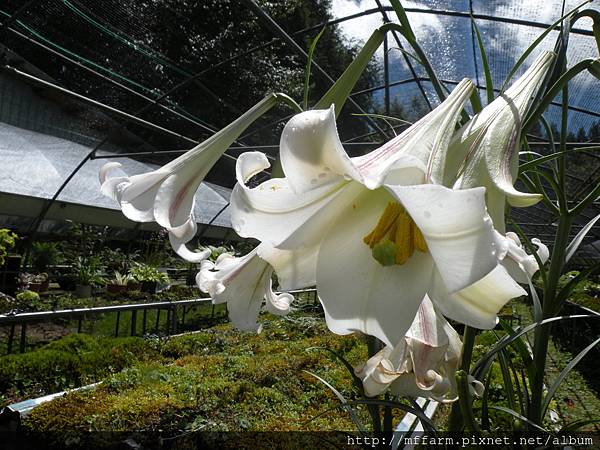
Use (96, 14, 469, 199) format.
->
(343, 173, 352, 180)
(318, 173, 327, 179)
(310, 178, 317, 185)
(424, 211, 431, 219)
(324, 167, 331, 172)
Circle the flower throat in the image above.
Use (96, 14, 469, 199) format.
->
(363, 202, 428, 266)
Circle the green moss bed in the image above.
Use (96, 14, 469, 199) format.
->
(3, 313, 369, 438)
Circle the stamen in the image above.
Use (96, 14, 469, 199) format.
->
(413, 225, 428, 252)
(362, 202, 402, 248)
(395, 211, 413, 264)
(363, 201, 428, 266)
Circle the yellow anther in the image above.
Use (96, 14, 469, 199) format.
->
(413, 224, 428, 252)
(362, 202, 402, 248)
(364, 201, 428, 266)
(395, 212, 414, 265)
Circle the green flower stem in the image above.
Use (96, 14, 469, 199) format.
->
(365, 335, 382, 433)
(461, 325, 477, 373)
(448, 325, 477, 431)
(529, 212, 572, 425)
(456, 370, 480, 433)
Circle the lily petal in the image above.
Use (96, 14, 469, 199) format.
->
(451, 52, 554, 228)
(353, 78, 474, 188)
(316, 188, 432, 347)
(231, 152, 363, 249)
(429, 264, 526, 329)
(387, 184, 498, 293)
(258, 243, 318, 291)
(280, 106, 360, 193)
(502, 232, 549, 283)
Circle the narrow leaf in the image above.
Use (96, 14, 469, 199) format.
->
(303, 370, 367, 433)
(566, 212, 600, 263)
(501, 0, 591, 92)
(471, 15, 494, 104)
(497, 348, 517, 411)
(472, 314, 600, 375)
(541, 336, 600, 419)
(303, 27, 326, 110)
(528, 277, 543, 323)
(347, 398, 438, 433)
(315, 24, 401, 115)
(488, 406, 548, 432)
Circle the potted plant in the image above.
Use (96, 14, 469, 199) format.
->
(106, 271, 133, 294)
(72, 256, 104, 298)
(18, 272, 49, 293)
(0, 229, 19, 271)
(31, 241, 62, 278)
(130, 262, 170, 294)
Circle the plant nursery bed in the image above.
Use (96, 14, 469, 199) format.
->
(4, 312, 376, 443)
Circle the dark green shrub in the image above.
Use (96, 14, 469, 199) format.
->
(0, 334, 157, 404)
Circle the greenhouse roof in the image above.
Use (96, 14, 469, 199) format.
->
(0, 121, 232, 230)
(1, 0, 599, 262)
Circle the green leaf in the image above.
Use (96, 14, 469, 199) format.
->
(565, 212, 600, 263)
(388, 0, 416, 42)
(559, 417, 600, 432)
(541, 336, 600, 419)
(306, 346, 364, 395)
(347, 398, 438, 434)
(303, 370, 367, 433)
(471, 15, 494, 104)
(472, 314, 600, 376)
(315, 24, 401, 115)
(488, 406, 548, 432)
(501, 0, 591, 93)
(524, 58, 596, 132)
(555, 262, 600, 309)
(303, 27, 325, 110)
(456, 370, 480, 432)
(497, 348, 517, 412)
(498, 319, 536, 385)
(519, 146, 600, 173)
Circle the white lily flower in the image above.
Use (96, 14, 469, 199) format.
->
(196, 243, 296, 332)
(231, 79, 525, 346)
(355, 296, 484, 402)
(498, 231, 549, 284)
(99, 94, 293, 262)
(449, 51, 555, 231)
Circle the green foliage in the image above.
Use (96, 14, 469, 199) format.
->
(100, 248, 139, 273)
(15, 290, 42, 311)
(72, 256, 105, 286)
(197, 245, 235, 262)
(0, 334, 157, 405)
(130, 262, 170, 284)
(31, 242, 63, 273)
(0, 228, 17, 266)
(108, 271, 133, 286)
(23, 313, 366, 435)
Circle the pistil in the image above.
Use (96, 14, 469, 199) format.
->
(363, 201, 428, 266)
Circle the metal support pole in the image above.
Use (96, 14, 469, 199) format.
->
(115, 311, 120, 337)
(241, 0, 389, 139)
(155, 308, 161, 333)
(171, 306, 177, 334)
(142, 309, 147, 335)
(7, 323, 15, 355)
(374, 0, 433, 111)
(130, 310, 137, 336)
(19, 323, 26, 353)
(383, 33, 390, 116)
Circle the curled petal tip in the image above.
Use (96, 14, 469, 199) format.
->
(99, 161, 123, 184)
